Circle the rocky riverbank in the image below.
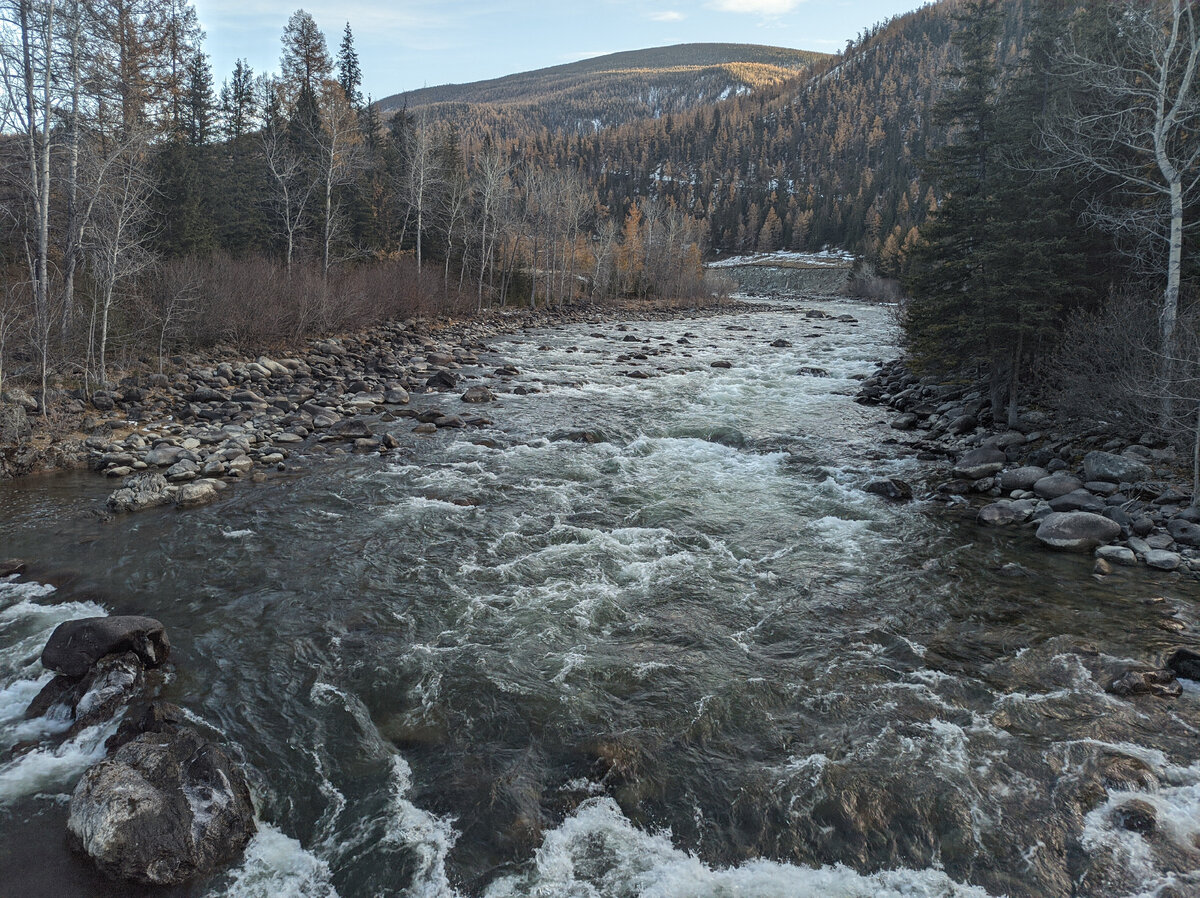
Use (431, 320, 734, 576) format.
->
(0, 298, 757, 504)
(858, 358, 1200, 581)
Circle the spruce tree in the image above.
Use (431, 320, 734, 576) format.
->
(903, 0, 1008, 413)
(337, 22, 363, 109)
(220, 59, 256, 141)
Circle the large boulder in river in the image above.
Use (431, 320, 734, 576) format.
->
(107, 471, 173, 513)
(1083, 450, 1150, 484)
(42, 616, 170, 678)
(1035, 512, 1122, 552)
(67, 728, 256, 884)
(952, 447, 1006, 480)
(461, 385, 495, 403)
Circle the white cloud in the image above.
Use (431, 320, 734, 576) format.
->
(707, 0, 804, 15)
(649, 10, 686, 21)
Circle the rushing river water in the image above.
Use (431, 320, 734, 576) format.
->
(2, 300, 1199, 898)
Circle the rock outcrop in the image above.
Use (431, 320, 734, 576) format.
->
(67, 727, 256, 884)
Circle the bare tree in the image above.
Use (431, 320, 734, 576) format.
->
(1044, 0, 1200, 412)
(591, 217, 619, 298)
(151, 256, 200, 372)
(311, 80, 363, 277)
(83, 130, 156, 385)
(0, 283, 25, 396)
(0, 0, 57, 411)
(441, 160, 470, 290)
(473, 147, 509, 307)
(398, 112, 443, 272)
(262, 124, 315, 270)
(557, 169, 591, 305)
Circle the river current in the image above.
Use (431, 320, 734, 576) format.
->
(1, 300, 1199, 898)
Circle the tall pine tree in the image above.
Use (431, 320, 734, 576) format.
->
(337, 22, 363, 109)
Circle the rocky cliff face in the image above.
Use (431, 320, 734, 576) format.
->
(713, 264, 850, 296)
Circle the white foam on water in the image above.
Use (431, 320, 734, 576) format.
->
(0, 577, 57, 604)
(482, 797, 997, 898)
(222, 529, 255, 539)
(382, 754, 462, 898)
(1049, 737, 1200, 895)
(0, 584, 113, 803)
(407, 496, 476, 512)
(0, 721, 116, 804)
(221, 824, 340, 898)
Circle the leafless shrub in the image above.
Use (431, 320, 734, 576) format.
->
(848, 273, 904, 304)
(1048, 289, 1200, 463)
(703, 271, 737, 304)
(153, 254, 475, 353)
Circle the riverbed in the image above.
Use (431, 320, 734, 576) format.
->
(2, 300, 1198, 897)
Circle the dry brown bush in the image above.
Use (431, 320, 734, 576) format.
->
(156, 254, 476, 352)
(1048, 289, 1200, 451)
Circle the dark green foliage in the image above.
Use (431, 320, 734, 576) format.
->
(185, 53, 215, 147)
(904, 0, 1005, 378)
(904, 0, 1113, 423)
(337, 23, 363, 109)
(219, 60, 256, 141)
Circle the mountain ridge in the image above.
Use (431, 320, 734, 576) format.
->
(375, 43, 829, 112)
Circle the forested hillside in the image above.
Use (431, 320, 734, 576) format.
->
(376, 44, 827, 142)
(473, 1, 1047, 259)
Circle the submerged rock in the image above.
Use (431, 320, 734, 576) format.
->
(67, 728, 256, 884)
(41, 616, 170, 678)
(1113, 799, 1158, 834)
(1166, 648, 1200, 680)
(863, 478, 913, 502)
(0, 558, 25, 577)
(1108, 669, 1181, 698)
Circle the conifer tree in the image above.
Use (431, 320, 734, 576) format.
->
(337, 22, 362, 109)
(185, 52, 214, 146)
(903, 0, 1006, 407)
(220, 59, 256, 141)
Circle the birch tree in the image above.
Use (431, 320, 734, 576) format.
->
(1045, 0, 1200, 405)
(83, 131, 156, 384)
(311, 80, 362, 277)
(0, 0, 57, 410)
(399, 113, 442, 272)
(473, 147, 510, 307)
(262, 124, 315, 270)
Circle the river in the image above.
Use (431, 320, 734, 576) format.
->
(1, 300, 1198, 898)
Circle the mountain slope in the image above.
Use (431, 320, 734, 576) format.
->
(375, 43, 828, 138)
(489, 0, 1051, 261)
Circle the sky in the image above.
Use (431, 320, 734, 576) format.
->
(191, 0, 931, 101)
